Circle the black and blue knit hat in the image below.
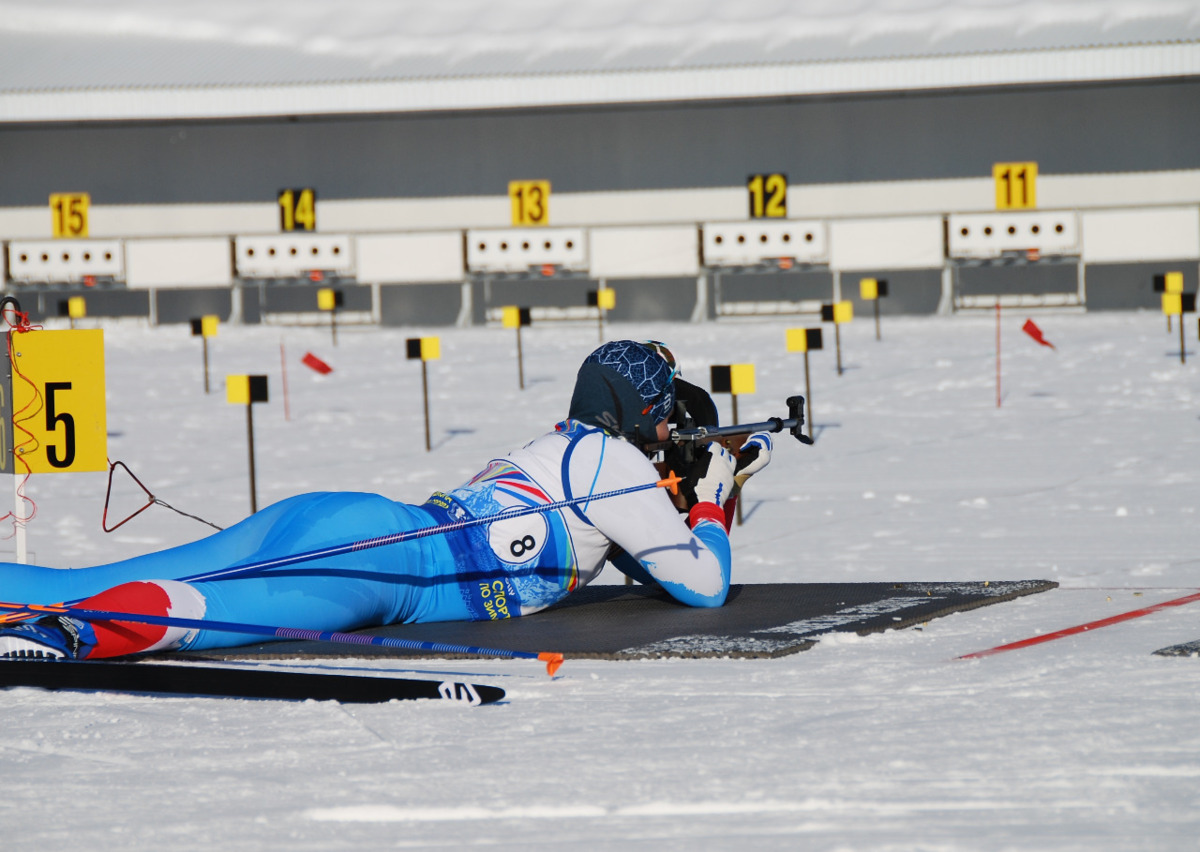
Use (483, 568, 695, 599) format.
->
(568, 340, 677, 442)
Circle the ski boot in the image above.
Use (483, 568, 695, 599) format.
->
(0, 616, 92, 660)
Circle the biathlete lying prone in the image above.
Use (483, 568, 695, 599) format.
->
(0, 340, 775, 661)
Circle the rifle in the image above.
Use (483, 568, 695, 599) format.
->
(648, 394, 812, 453)
(646, 395, 813, 505)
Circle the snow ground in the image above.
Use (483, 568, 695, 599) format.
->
(2, 310, 1199, 850)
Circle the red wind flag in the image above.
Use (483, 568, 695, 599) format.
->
(1021, 319, 1055, 350)
(301, 352, 334, 374)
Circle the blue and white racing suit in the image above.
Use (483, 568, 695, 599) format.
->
(0, 420, 731, 653)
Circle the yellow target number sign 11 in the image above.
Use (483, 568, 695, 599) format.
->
(6, 330, 107, 473)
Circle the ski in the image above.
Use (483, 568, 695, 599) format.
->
(1152, 639, 1200, 658)
(0, 659, 505, 705)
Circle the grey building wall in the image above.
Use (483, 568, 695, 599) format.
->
(4, 78, 1198, 323)
(715, 269, 834, 307)
(380, 283, 463, 327)
(3, 79, 1200, 205)
(842, 269, 944, 316)
(955, 261, 1079, 299)
(604, 278, 697, 323)
(155, 288, 235, 325)
(11, 287, 149, 322)
(254, 282, 373, 314)
(466, 276, 698, 325)
(1085, 262, 1199, 311)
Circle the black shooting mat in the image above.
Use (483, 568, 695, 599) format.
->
(183, 580, 1057, 662)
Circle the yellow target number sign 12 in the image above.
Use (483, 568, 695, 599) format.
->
(7, 330, 107, 473)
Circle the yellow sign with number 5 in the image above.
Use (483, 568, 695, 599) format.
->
(10, 330, 107, 473)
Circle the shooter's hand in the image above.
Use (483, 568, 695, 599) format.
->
(683, 442, 737, 509)
(735, 432, 773, 479)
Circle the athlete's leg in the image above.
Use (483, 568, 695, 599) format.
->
(0, 493, 323, 605)
(0, 491, 438, 604)
(0, 579, 205, 660)
(2, 492, 463, 657)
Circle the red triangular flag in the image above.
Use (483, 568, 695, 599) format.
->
(1022, 319, 1055, 350)
(301, 352, 334, 374)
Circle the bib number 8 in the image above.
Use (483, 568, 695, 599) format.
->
(489, 514, 547, 564)
(510, 535, 537, 558)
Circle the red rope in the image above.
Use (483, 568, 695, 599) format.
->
(0, 308, 42, 537)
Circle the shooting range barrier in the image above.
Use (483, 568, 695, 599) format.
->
(7, 168, 1198, 329)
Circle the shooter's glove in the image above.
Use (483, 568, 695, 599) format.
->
(683, 442, 737, 529)
(735, 432, 774, 479)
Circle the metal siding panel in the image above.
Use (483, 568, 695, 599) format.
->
(1081, 208, 1200, 263)
(843, 269, 943, 316)
(830, 217, 944, 271)
(589, 226, 699, 279)
(126, 238, 233, 289)
(154, 289, 235, 324)
(5, 43, 1200, 122)
(379, 283, 463, 327)
(356, 233, 464, 283)
(1085, 262, 1199, 311)
(5, 81, 1200, 208)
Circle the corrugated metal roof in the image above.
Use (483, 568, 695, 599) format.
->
(1, 0, 1198, 122)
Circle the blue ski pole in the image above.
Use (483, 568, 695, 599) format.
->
(0, 599, 567, 676)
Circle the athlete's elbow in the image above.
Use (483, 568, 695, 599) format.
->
(673, 582, 728, 608)
(689, 590, 728, 608)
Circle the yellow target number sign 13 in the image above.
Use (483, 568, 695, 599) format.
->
(508, 180, 550, 226)
(8, 330, 107, 473)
